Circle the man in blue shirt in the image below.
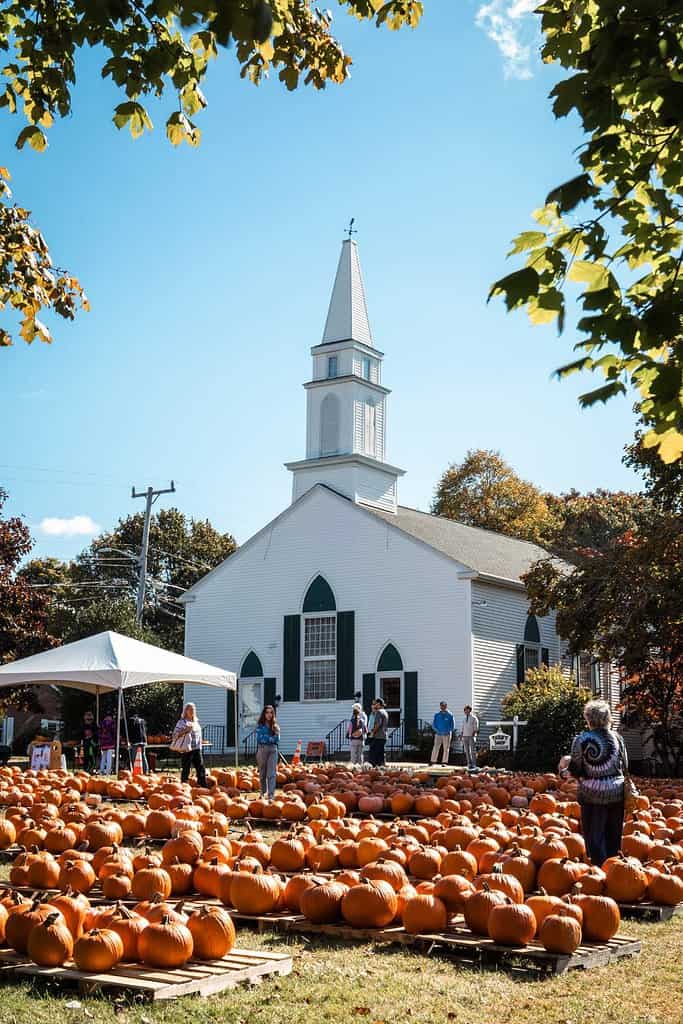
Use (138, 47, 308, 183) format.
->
(430, 701, 455, 765)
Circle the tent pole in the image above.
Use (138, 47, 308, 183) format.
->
(121, 692, 130, 772)
(95, 687, 100, 728)
(234, 687, 239, 769)
(115, 687, 123, 776)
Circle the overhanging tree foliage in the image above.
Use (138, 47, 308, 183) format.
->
(0, 0, 422, 347)
(523, 515, 683, 774)
(490, 0, 683, 464)
(0, 487, 56, 714)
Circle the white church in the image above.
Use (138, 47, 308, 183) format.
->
(181, 238, 600, 758)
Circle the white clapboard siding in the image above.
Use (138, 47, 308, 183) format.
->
(471, 579, 560, 743)
(184, 484, 472, 753)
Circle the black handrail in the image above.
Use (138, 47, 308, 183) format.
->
(242, 728, 258, 759)
(203, 724, 225, 753)
(386, 718, 405, 758)
(387, 718, 432, 759)
(324, 719, 348, 759)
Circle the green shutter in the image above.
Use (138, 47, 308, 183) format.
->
(362, 673, 375, 713)
(404, 671, 418, 741)
(226, 687, 236, 746)
(336, 611, 355, 701)
(541, 647, 550, 667)
(264, 677, 276, 707)
(516, 644, 526, 685)
(283, 615, 301, 702)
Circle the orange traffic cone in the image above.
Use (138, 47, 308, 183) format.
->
(132, 746, 144, 776)
(291, 740, 302, 767)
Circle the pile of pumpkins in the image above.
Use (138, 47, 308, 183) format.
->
(0, 885, 235, 970)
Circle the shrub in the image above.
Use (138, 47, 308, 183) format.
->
(502, 665, 591, 771)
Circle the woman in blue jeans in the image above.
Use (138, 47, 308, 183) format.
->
(255, 705, 280, 800)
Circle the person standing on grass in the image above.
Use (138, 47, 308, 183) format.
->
(347, 703, 368, 765)
(460, 704, 479, 769)
(80, 710, 98, 773)
(172, 702, 207, 788)
(368, 698, 389, 767)
(129, 714, 148, 773)
(255, 704, 280, 799)
(98, 713, 116, 775)
(430, 701, 455, 765)
(558, 699, 627, 866)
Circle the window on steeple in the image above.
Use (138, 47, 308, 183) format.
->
(327, 356, 338, 378)
(361, 357, 371, 380)
(364, 399, 376, 456)
(320, 393, 340, 456)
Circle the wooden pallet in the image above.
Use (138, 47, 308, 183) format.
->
(282, 920, 641, 976)
(0, 947, 292, 1000)
(617, 901, 682, 922)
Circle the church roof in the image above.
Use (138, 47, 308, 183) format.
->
(368, 503, 554, 586)
(321, 238, 373, 347)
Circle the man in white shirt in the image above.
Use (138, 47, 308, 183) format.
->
(460, 704, 479, 769)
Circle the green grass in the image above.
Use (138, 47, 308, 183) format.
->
(0, 917, 680, 1024)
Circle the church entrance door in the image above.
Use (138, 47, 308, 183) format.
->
(239, 679, 263, 741)
(379, 675, 402, 730)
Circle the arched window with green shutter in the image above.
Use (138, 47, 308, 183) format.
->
(377, 643, 403, 673)
(241, 651, 264, 678)
(302, 575, 336, 613)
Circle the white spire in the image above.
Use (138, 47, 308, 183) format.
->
(321, 238, 373, 347)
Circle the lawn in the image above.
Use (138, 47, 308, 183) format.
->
(0, 911, 680, 1024)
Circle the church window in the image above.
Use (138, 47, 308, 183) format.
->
(361, 357, 371, 380)
(320, 393, 340, 456)
(303, 615, 336, 700)
(364, 399, 376, 456)
(523, 614, 541, 670)
(327, 356, 338, 378)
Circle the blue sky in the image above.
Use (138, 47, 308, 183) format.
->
(1, 0, 641, 563)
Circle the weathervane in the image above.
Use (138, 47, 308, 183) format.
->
(346, 217, 357, 240)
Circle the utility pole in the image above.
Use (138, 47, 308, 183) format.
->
(131, 481, 176, 625)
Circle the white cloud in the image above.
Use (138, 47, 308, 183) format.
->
(476, 0, 539, 80)
(39, 515, 101, 537)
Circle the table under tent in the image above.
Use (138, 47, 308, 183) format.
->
(0, 630, 237, 772)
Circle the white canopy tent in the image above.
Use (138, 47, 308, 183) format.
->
(0, 631, 237, 772)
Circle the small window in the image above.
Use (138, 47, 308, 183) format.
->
(327, 356, 338, 378)
(361, 357, 371, 380)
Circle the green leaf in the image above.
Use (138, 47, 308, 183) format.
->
(508, 231, 546, 256)
(488, 267, 540, 310)
(568, 260, 610, 292)
(113, 102, 152, 138)
(643, 428, 683, 464)
(578, 381, 627, 407)
(528, 288, 565, 328)
(15, 125, 47, 151)
(546, 173, 597, 213)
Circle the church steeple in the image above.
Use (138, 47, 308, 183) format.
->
(285, 237, 404, 513)
(321, 239, 373, 348)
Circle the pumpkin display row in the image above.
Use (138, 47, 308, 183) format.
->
(0, 863, 618, 958)
(0, 888, 236, 969)
(3, 782, 683, 910)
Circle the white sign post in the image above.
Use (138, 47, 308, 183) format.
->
(485, 715, 528, 751)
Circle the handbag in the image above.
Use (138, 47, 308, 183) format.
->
(169, 729, 190, 754)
